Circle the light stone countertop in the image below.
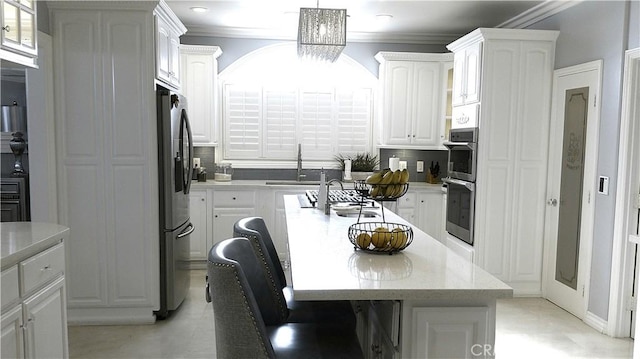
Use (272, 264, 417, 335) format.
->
(1, 222, 69, 270)
(284, 195, 512, 301)
(191, 179, 445, 192)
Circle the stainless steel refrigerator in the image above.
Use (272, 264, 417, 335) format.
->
(156, 85, 194, 318)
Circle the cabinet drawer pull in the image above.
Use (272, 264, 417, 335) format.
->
(41, 265, 52, 272)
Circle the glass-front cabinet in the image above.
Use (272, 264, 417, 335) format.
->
(1, 0, 37, 67)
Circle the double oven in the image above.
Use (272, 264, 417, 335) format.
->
(443, 122, 478, 245)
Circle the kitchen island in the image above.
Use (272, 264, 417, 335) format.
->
(284, 195, 512, 358)
(1, 222, 69, 358)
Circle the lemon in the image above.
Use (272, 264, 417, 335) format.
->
(390, 228, 408, 249)
(356, 232, 372, 249)
(371, 227, 391, 248)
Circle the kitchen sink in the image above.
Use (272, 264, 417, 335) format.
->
(335, 210, 378, 218)
(265, 180, 321, 186)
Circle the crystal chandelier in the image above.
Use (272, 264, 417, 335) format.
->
(297, 5, 347, 63)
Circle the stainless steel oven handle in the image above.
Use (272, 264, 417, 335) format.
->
(442, 177, 476, 191)
(177, 223, 195, 239)
(443, 142, 477, 150)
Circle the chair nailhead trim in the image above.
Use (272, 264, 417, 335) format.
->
(236, 232, 289, 319)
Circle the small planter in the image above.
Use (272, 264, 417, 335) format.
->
(335, 153, 379, 181)
(348, 171, 373, 182)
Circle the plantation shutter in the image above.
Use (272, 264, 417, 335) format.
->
(224, 84, 261, 159)
(299, 90, 333, 160)
(335, 88, 372, 156)
(263, 89, 297, 159)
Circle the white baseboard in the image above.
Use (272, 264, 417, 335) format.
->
(67, 307, 157, 325)
(584, 310, 608, 333)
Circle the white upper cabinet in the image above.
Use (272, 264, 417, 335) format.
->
(376, 52, 453, 149)
(0, 0, 37, 67)
(451, 41, 481, 106)
(154, 1, 186, 90)
(180, 45, 222, 145)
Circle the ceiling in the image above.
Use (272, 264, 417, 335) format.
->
(165, 0, 557, 44)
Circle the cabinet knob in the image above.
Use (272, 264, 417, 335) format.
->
(2, 25, 9, 32)
(232, 197, 237, 200)
(201, 198, 205, 201)
(547, 198, 558, 206)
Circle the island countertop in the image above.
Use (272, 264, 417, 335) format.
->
(284, 195, 512, 301)
(1, 222, 70, 270)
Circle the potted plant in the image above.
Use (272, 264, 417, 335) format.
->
(334, 152, 379, 181)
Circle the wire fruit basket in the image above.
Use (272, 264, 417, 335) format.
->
(354, 180, 409, 201)
(348, 222, 413, 254)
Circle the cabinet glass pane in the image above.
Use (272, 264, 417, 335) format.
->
(2, 2, 19, 43)
(20, 10, 33, 48)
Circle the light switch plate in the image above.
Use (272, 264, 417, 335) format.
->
(598, 176, 609, 195)
(417, 161, 424, 173)
(193, 157, 201, 168)
(399, 161, 407, 170)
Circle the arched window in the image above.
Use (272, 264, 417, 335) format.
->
(219, 43, 377, 167)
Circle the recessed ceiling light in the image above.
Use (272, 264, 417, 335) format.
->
(190, 7, 208, 13)
(376, 14, 393, 22)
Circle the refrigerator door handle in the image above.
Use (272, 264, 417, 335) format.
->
(177, 222, 195, 239)
(180, 108, 194, 194)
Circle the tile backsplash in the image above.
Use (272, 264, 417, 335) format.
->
(193, 147, 216, 179)
(379, 149, 448, 183)
(194, 146, 447, 183)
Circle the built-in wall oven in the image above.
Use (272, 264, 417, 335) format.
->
(443, 127, 478, 245)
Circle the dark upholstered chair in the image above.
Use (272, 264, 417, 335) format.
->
(206, 237, 363, 359)
(233, 217, 356, 325)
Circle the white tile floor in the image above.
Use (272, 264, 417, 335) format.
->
(68, 270, 633, 358)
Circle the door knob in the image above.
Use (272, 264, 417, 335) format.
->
(547, 198, 558, 206)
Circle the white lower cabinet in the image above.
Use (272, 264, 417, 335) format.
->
(1, 242, 68, 359)
(416, 191, 444, 242)
(410, 307, 490, 359)
(23, 277, 67, 358)
(212, 190, 257, 247)
(445, 233, 475, 263)
(391, 189, 444, 242)
(1, 305, 23, 358)
(189, 189, 210, 261)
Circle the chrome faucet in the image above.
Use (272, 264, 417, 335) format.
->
(297, 144, 306, 182)
(324, 179, 344, 215)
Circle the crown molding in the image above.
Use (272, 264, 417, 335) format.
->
(180, 44, 223, 58)
(184, 24, 461, 45)
(497, 0, 583, 29)
(375, 51, 453, 64)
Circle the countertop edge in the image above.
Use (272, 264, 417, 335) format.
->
(1, 223, 70, 270)
(293, 288, 514, 302)
(192, 180, 445, 192)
